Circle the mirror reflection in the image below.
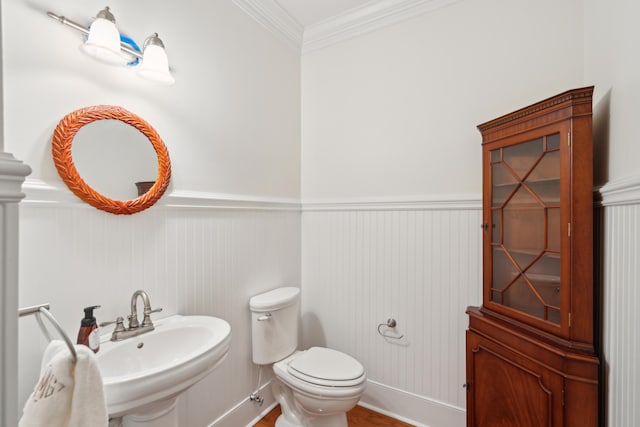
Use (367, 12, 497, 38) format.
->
(72, 120, 158, 200)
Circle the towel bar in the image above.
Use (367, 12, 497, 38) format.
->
(377, 318, 404, 340)
(19, 303, 78, 363)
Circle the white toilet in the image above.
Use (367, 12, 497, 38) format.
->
(250, 287, 366, 427)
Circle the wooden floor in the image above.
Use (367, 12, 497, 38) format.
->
(254, 404, 414, 427)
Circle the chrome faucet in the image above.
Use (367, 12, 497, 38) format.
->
(129, 290, 154, 329)
(100, 290, 163, 341)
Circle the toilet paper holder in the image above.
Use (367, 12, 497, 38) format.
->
(377, 318, 404, 339)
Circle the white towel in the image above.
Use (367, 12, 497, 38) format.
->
(19, 340, 109, 427)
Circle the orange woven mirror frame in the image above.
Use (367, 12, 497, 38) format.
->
(52, 105, 171, 215)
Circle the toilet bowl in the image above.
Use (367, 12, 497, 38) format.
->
(250, 287, 366, 427)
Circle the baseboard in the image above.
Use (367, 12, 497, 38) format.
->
(360, 380, 465, 427)
(208, 378, 465, 427)
(208, 381, 277, 427)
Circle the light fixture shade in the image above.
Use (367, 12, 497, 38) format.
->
(137, 35, 175, 85)
(82, 17, 126, 65)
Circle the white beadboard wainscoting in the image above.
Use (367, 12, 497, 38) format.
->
(17, 182, 301, 427)
(301, 197, 483, 427)
(17, 179, 640, 427)
(600, 176, 640, 427)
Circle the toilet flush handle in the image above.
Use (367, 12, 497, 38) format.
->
(257, 313, 272, 322)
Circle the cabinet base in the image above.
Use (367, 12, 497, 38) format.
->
(466, 307, 599, 427)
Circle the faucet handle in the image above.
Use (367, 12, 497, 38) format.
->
(141, 307, 163, 327)
(100, 316, 125, 332)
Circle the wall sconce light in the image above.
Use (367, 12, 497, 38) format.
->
(47, 7, 175, 85)
(137, 34, 175, 85)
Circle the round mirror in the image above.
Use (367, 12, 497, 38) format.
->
(52, 105, 171, 214)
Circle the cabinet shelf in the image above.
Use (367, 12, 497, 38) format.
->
(493, 202, 561, 208)
(491, 245, 560, 259)
(492, 177, 560, 188)
(518, 272, 560, 283)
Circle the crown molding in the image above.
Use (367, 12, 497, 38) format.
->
(232, 0, 303, 52)
(233, 0, 462, 54)
(302, 0, 462, 54)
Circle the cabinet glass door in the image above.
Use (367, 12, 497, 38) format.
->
(490, 133, 561, 324)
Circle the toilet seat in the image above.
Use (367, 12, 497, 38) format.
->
(288, 347, 365, 388)
(274, 348, 366, 400)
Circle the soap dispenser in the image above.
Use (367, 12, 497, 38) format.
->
(77, 305, 101, 353)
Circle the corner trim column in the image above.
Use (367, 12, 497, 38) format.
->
(0, 152, 31, 426)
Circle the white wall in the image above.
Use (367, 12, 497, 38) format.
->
(301, 0, 585, 200)
(584, 0, 640, 187)
(301, 0, 584, 424)
(4, 0, 300, 198)
(5, 0, 301, 425)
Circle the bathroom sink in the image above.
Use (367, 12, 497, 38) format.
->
(96, 314, 231, 417)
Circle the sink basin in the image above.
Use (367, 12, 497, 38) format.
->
(96, 314, 231, 417)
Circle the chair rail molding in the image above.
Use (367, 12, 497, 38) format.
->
(598, 174, 640, 206)
(0, 151, 31, 427)
(21, 179, 301, 211)
(302, 193, 481, 211)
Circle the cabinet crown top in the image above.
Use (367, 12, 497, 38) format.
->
(477, 86, 594, 137)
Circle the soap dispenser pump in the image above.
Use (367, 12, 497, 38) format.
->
(77, 305, 101, 353)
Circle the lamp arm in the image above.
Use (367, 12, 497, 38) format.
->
(47, 12, 89, 35)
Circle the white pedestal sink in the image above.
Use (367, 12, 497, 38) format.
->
(96, 314, 231, 426)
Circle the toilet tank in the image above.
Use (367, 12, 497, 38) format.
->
(250, 287, 300, 365)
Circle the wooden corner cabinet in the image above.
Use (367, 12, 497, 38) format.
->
(466, 87, 599, 427)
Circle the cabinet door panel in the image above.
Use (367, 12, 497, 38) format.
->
(467, 332, 562, 427)
(487, 130, 565, 329)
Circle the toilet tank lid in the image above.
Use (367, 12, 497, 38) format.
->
(250, 287, 300, 312)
